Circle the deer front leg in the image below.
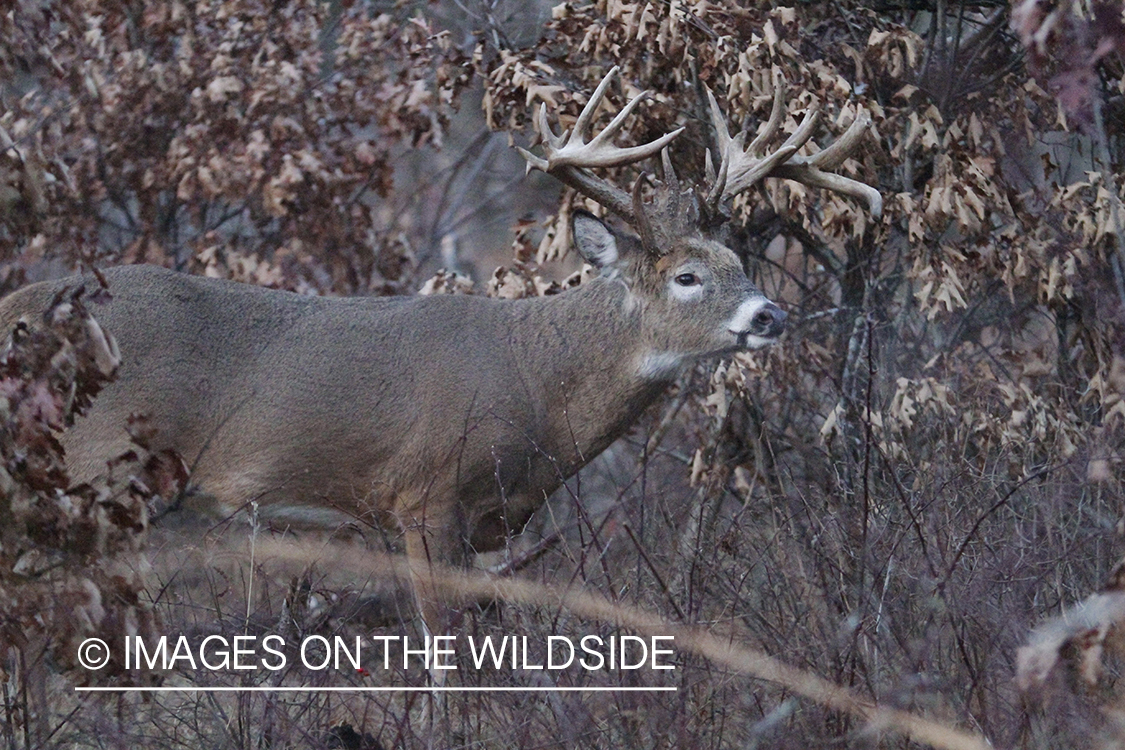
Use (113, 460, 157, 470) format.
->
(402, 517, 467, 643)
(401, 510, 468, 745)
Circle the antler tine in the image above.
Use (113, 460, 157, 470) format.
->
(589, 86, 648, 149)
(518, 67, 686, 223)
(722, 101, 819, 200)
(705, 69, 785, 210)
(660, 148, 679, 195)
(702, 68, 881, 220)
(802, 108, 870, 171)
(538, 103, 566, 150)
(706, 87, 735, 154)
(567, 129, 683, 169)
(704, 87, 736, 211)
(770, 109, 883, 218)
(540, 66, 684, 170)
(571, 65, 620, 147)
(771, 163, 884, 218)
(743, 71, 786, 156)
(704, 147, 730, 218)
(517, 103, 563, 173)
(632, 173, 659, 254)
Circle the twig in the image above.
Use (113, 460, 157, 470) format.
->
(257, 538, 996, 750)
(1092, 92, 1125, 308)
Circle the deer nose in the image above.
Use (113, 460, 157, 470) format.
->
(750, 303, 787, 338)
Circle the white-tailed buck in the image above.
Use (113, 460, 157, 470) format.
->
(0, 67, 879, 629)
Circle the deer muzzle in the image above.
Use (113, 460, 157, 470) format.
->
(729, 298, 787, 348)
(750, 302, 787, 338)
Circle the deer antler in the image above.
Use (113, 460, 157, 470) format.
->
(520, 67, 880, 259)
(518, 66, 684, 226)
(704, 69, 883, 221)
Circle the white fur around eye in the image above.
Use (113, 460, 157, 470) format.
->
(669, 278, 704, 301)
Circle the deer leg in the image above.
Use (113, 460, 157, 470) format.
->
(402, 516, 466, 746)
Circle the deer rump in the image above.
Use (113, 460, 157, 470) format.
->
(0, 263, 673, 555)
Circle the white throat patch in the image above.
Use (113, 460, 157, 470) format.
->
(636, 351, 686, 380)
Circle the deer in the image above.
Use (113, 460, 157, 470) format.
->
(0, 67, 880, 644)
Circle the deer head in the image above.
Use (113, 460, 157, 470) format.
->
(518, 65, 882, 365)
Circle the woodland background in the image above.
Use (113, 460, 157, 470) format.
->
(2, 0, 1125, 748)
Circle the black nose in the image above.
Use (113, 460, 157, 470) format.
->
(750, 303, 787, 338)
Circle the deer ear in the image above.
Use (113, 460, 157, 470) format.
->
(572, 211, 619, 268)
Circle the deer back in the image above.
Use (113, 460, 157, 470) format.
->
(0, 229, 776, 551)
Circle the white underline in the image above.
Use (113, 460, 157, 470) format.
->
(76, 686, 677, 693)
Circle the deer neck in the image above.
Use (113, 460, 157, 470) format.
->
(510, 277, 674, 467)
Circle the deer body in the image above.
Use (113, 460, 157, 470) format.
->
(0, 235, 774, 560)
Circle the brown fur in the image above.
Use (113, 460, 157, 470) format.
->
(0, 214, 782, 627)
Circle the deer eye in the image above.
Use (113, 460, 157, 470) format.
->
(674, 273, 700, 287)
